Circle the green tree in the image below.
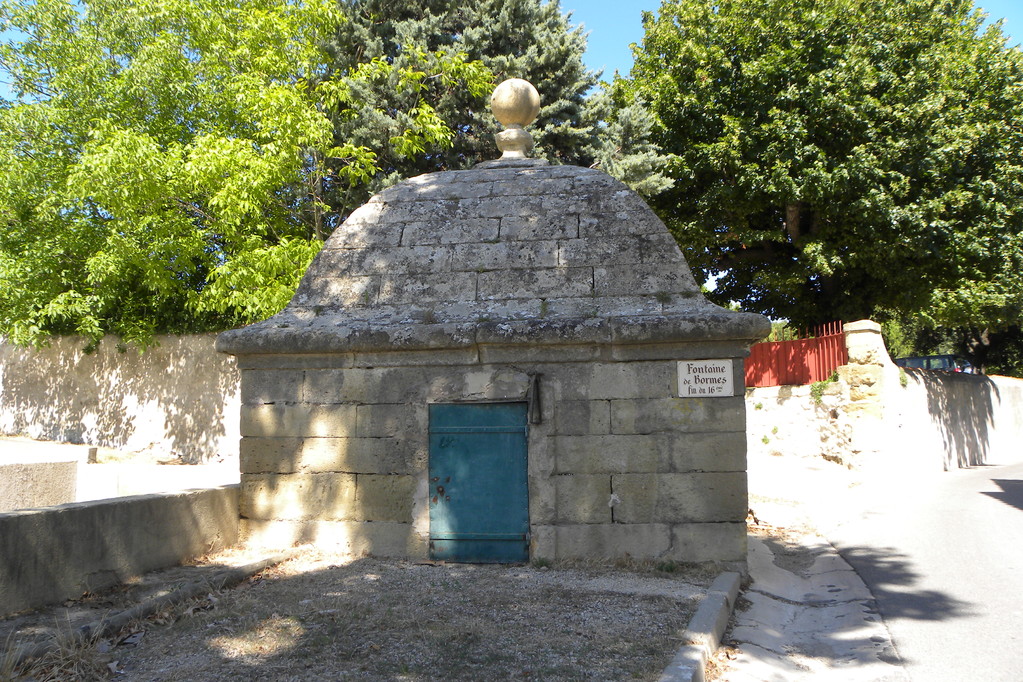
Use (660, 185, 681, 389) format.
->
(0, 0, 488, 345)
(321, 0, 674, 215)
(321, 0, 593, 213)
(587, 92, 676, 197)
(623, 0, 1023, 341)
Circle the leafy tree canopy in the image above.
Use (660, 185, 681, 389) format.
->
(622, 0, 1023, 343)
(0, 0, 672, 347)
(0, 0, 489, 345)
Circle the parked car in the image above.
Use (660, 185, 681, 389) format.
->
(894, 355, 979, 374)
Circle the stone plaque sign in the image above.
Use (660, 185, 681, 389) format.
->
(678, 359, 734, 397)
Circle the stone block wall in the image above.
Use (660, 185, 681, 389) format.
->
(745, 383, 851, 465)
(236, 354, 749, 565)
(219, 162, 768, 566)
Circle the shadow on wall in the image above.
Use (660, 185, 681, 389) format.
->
(906, 369, 997, 469)
(237, 381, 428, 557)
(0, 335, 240, 463)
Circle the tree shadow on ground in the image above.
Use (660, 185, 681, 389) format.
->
(4, 555, 708, 681)
(836, 545, 974, 622)
(758, 533, 972, 624)
(983, 478, 1023, 513)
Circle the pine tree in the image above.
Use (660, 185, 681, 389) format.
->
(324, 0, 672, 217)
(587, 92, 676, 197)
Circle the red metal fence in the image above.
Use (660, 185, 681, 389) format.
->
(745, 321, 848, 387)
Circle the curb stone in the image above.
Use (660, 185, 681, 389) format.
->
(659, 571, 742, 682)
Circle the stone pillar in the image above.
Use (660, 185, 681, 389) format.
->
(837, 320, 900, 466)
(840, 320, 894, 416)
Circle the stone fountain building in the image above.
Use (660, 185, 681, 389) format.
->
(217, 80, 769, 566)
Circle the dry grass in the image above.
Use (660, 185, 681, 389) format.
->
(3, 549, 712, 681)
(0, 635, 19, 682)
(4, 617, 112, 682)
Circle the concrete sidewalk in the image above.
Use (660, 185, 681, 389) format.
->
(718, 530, 907, 681)
(711, 451, 912, 681)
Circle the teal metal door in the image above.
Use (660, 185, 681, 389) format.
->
(428, 402, 529, 563)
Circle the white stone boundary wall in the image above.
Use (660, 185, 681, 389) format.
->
(0, 335, 240, 464)
(0, 485, 239, 616)
(882, 372, 1023, 471)
(746, 321, 1023, 471)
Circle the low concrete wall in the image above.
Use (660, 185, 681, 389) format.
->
(0, 439, 95, 511)
(76, 463, 239, 502)
(0, 460, 77, 511)
(0, 438, 240, 512)
(0, 486, 239, 616)
(747, 321, 1023, 471)
(0, 335, 240, 464)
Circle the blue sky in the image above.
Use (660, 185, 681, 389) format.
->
(2, 2, 1020, 97)
(566, 0, 1022, 79)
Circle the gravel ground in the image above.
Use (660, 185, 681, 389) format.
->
(2, 549, 715, 681)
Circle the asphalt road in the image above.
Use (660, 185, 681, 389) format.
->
(827, 460, 1023, 681)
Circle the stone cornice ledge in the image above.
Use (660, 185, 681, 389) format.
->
(216, 311, 770, 357)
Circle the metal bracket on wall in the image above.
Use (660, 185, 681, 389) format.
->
(527, 373, 543, 425)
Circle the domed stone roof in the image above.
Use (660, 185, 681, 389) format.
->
(217, 158, 768, 356)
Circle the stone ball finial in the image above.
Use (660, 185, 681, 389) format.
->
(491, 78, 540, 159)
(491, 78, 541, 127)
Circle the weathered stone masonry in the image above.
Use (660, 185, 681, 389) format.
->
(218, 160, 769, 565)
